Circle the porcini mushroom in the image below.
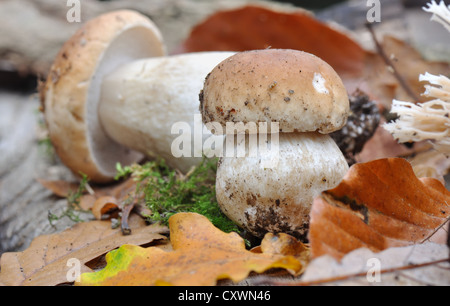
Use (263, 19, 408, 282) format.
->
(41, 10, 234, 182)
(200, 49, 350, 238)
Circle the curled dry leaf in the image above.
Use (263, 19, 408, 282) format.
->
(308, 158, 450, 260)
(181, 6, 450, 109)
(36, 178, 80, 198)
(0, 214, 168, 286)
(251, 233, 310, 276)
(409, 149, 450, 185)
(254, 242, 449, 286)
(39, 177, 139, 222)
(91, 196, 120, 220)
(77, 213, 302, 286)
(181, 5, 366, 79)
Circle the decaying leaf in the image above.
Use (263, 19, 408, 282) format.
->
(77, 213, 302, 286)
(37, 178, 81, 198)
(253, 242, 449, 286)
(181, 5, 366, 79)
(251, 233, 310, 276)
(409, 149, 450, 185)
(364, 36, 450, 108)
(181, 6, 450, 109)
(91, 196, 120, 220)
(300, 242, 450, 286)
(308, 158, 450, 260)
(0, 214, 168, 286)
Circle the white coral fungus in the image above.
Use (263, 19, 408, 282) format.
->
(384, 1, 450, 154)
(423, 0, 450, 32)
(384, 73, 450, 153)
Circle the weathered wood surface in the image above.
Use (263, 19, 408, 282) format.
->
(0, 92, 79, 254)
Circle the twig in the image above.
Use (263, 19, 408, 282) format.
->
(421, 216, 450, 244)
(121, 195, 139, 236)
(252, 258, 449, 286)
(366, 23, 421, 102)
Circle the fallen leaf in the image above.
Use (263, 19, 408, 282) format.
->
(0, 214, 168, 286)
(409, 149, 450, 185)
(37, 178, 80, 198)
(39, 177, 139, 224)
(180, 6, 450, 109)
(251, 233, 310, 276)
(181, 5, 366, 79)
(91, 196, 120, 220)
(77, 213, 302, 286)
(364, 36, 450, 108)
(253, 242, 449, 286)
(308, 158, 450, 260)
(355, 118, 431, 163)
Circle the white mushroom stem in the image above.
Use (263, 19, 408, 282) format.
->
(216, 132, 349, 238)
(99, 52, 235, 173)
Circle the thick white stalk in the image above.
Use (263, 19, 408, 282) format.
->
(99, 52, 235, 173)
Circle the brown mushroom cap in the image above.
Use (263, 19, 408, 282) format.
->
(200, 49, 349, 134)
(41, 10, 165, 182)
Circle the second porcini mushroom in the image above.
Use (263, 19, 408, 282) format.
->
(200, 49, 350, 238)
(41, 10, 234, 183)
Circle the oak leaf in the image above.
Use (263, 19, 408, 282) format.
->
(0, 214, 168, 286)
(308, 158, 450, 260)
(77, 213, 302, 286)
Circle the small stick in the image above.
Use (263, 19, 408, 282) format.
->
(366, 23, 421, 102)
(121, 195, 138, 235)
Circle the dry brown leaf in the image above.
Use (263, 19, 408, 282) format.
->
(38, 177, 137, 199)
(39, 177, 138, 216)
(77, 213, 302, 286)
(254, 242, 449, 286)
(0, 214, 168, 286)
(355, 118, 432, 163)
(180, 5, 367, 79)
(409, 149, 450, 185)
(308, 158, 450, 260)
(364, 36, 450, 108)
(180, 6, 449, 110)
(91, 196, 120, 220)
(37, 178, 80, 198)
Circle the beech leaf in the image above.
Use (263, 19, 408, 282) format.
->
(77, 213, 302, 286)
(308, 158, 450, 260)
(253, 242, 449, 286)
(180, 6, 450, 109)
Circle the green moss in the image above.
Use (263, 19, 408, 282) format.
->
(115, 158, 241, 234)
(47, 173, 91, 226)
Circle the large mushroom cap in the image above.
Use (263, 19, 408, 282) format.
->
(41, 10, 165, 183)
(200, 49, 349, 134)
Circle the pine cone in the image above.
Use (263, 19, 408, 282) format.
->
(330, 90, 381, 165)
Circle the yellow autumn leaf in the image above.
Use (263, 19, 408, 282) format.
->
(77, 213, 302, 286)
